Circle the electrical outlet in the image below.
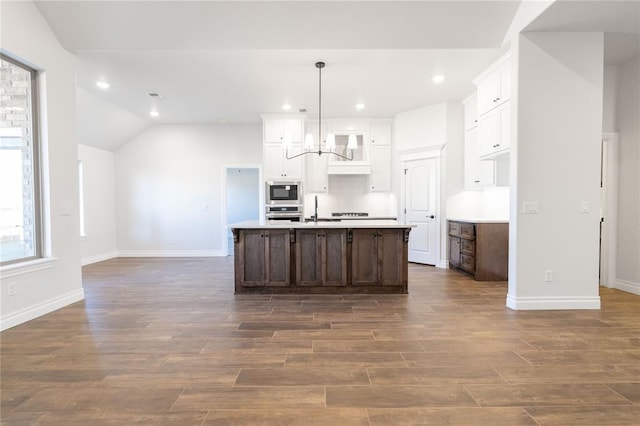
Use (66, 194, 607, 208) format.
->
(544, 270, 553, 282)
(8, 282, 17, 296)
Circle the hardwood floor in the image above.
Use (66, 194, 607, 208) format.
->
(1, 257, 639, 425)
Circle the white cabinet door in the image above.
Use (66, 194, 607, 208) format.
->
(264, 144, 304, 180)
(305, 152, 328, 193)
(477, 101, 510, 158)
(282, 145, 304, 180)
(477, 74, 500, 116)
(476, 57, 511, 117)
(264, 118, 303, 143)
(464, 127, 495, 190)
(264, 144, 286, 179)
(463, 94, 478, 131)
(370, 121, 391, 146)
(369, 145, 391, 192)
(283, 119, 303, 143)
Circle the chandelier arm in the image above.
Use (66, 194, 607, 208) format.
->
(285, 147, 353, 161)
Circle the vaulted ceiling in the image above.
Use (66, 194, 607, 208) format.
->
(33, 1, 639, 151)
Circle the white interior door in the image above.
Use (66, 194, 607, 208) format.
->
(600, 134, 619, 287)
(404, 158, 437, 265)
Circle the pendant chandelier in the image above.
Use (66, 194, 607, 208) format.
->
(285, 61, 356, 161)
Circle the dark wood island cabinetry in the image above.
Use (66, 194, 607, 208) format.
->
(231, 222, 412, 294)
(448, 220, 508, 281)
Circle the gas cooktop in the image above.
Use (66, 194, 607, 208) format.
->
(331, 212, 369, 217)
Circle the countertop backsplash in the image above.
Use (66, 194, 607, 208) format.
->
(446, 187, 510, 222)
(303, 175, 397, 218)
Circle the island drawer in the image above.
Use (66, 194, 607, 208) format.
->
(460, 223, 476, 240)
(448, 221, 461, 236)
(460, 239, 476, 256)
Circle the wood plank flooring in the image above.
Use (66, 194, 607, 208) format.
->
(1, 257, 639, 425)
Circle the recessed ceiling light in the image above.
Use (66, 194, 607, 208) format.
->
(432, 75, 445, 84)
(150, 110, 159, 118)
(96, 81, 110, 89)
(282, 104, 292, 111)
(356, 103, 365, 110)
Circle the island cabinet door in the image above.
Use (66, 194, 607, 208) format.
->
(295, 229, 347, 286)
(295, 230, 323, 286)
(377, 229, 404, 286)
(351, 229, 379, 286)
(237, 230, 266, 287)
(322, 229, 348, 286)
(264, 230, 291, 287)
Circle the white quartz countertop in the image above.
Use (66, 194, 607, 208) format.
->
(229, 220, 416, 229)
(447, 218, 509, 224)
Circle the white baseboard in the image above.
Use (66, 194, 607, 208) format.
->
(81, 251, 118, 266)
(117, 250, 225, 258)
(613, 279, 640, 296)
(436, 260, 449, 269)
(0, 288, 85, 331)
(506, 294, 601, 310)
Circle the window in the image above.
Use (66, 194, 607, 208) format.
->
(0, 54, 42, 265)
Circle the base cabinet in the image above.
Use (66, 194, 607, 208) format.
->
(351, 229, 406, 286)
(448, 220, 508, 281)
(235, 229, 291, 290)
(233, 226, 410, 293)
(295, 229, 347, 286)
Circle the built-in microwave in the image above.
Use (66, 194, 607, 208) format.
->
(266, 181, 302, 205)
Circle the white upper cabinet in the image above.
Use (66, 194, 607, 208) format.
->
(369, 120, 392, 145)
(369, 145, 391, 192)
(262, 115, 304, 144)
(473, 51, 511, 159)
(463, 94, 478, 131)
(305, 152, 329, 193)
(474, 53, 511, 117)
(464, 127, 495, 189)
(478, 101, 510, 158)
(263, 144, 304, 180)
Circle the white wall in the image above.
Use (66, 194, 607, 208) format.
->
(0, 2, 83, 330)
(76, 87, 150, 152)
(603, 66, 619, 133)
(393, 104, 446, 151)
(115, 124, 262, 256)
(508, 32, 604, 310)
(615, 57, 640, 292)
(78, 144, 117, 265)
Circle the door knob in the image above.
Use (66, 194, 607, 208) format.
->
(427, 215, 435, 219)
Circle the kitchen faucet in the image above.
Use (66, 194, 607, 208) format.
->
(314, 195, 318, 222)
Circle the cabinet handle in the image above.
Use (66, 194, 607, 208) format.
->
(474, 180, 480, 183)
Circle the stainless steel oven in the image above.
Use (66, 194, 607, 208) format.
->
(266, 181, 302, 205)
(265, 205, 303, 223)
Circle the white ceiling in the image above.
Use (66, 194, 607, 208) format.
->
(32, 0, 640, 151)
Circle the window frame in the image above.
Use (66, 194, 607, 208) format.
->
(0, 53, 43, 266)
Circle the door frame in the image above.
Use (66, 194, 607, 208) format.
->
(600, 133, 618, 288)
(221, 164, 264, 256)
(399, 145, 443, 268)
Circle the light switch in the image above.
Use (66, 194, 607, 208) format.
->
(523, 201, 539, 214)
(581, 201, 590, 213)
(60, 204, 71, 216)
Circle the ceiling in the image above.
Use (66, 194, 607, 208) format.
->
(32, 1, 640, 151)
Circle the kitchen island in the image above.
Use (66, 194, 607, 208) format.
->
(229, 221, 414, 294)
